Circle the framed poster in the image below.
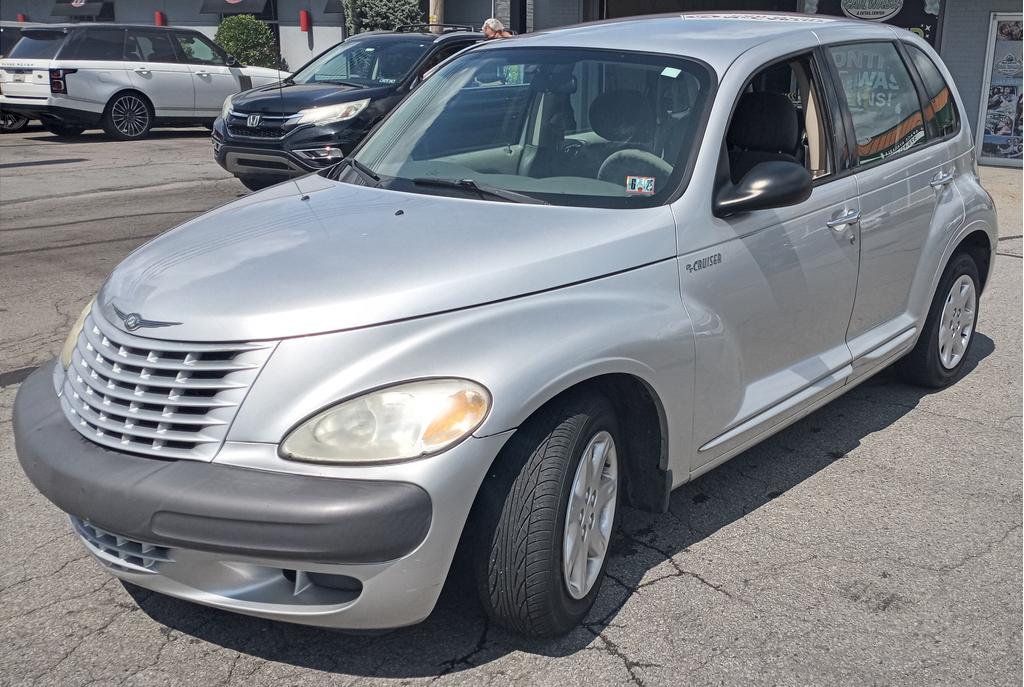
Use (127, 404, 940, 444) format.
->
(977, 13, 1023, 167)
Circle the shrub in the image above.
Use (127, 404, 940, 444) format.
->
(214, 14, 279, 69)
(345, 0, 422, 34)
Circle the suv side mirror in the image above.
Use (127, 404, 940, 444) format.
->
(225, 54, 237, 66)
(714, 161, 813, 218)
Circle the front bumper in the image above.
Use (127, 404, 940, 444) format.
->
(212, 116, 368, 179)
(14, 362, 508, 629)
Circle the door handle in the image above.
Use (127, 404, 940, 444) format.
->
(133, 67, 150, 75)
(930, 170, 955, 188)
(826, 209, 861, 230)
(195, 70, 211, 77)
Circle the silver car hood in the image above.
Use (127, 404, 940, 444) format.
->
(98, 174, 676, 342)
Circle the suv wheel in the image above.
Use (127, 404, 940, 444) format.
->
(472, 392, 621, 637)
(898, 251, 981, 388)
(103, 93, 153, 140)
(0, 111, 29, 133)
(39, 119, 85, 137)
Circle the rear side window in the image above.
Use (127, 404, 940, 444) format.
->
(64, 28, 126, 61)
(905, 44, 959, 139)
(828, 42, 926, 166)
(6, 31, 67, 60)
(126, 29, 178, 63)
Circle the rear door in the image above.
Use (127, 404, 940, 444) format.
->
(825, 41, 965, 376)
(124, 28, 194, 116)
(0, 28, 68, 99)
(54, 27, 133, 111)
(172, 30, 241, 116)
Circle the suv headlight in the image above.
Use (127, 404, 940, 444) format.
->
(280, 379, 490, 464)
(221, 94, 236, 120)
(60, 298, 94, 369)
(292, 98, 370, 126)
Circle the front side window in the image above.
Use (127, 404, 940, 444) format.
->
(125, 30, 178, 63)
(6, 30, 67, 59)
(290, 37, 431, 86)
(828, 42, 926, 166)
(174, 32, 226, 66)
(346, 47, 713, 208)
(906, 44, 959, 139)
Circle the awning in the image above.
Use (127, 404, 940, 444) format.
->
(51, 0, 109, 17)
(199, 0, 269, 14)
(324, 0, 345, 13)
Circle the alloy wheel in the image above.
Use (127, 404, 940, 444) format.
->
(938, 274, 976, 370)
(562, 430, 617, 600)
(111, 95, 149, 137)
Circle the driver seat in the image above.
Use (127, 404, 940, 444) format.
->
(726, 92, 801, 183)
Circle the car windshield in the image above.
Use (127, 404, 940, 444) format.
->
(290, 36, 431, 87)
(6, 30, 66, 59)
(343, 46, 713, 208)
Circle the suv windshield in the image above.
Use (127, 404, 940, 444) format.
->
(290, 36, 431, 87)
(6, 30, 66, 59)
(345, 47, 713, 208)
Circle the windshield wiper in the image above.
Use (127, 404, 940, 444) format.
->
(411, 177, 549, 205)
(317, 79, 363, 87)
(333, 157, 381, 185)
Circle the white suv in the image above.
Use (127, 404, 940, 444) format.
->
(0, 23, 284, 139)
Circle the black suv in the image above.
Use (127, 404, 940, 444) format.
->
(212, 24, 483, 190)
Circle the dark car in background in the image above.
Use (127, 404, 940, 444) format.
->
(212, 24, 483, 190)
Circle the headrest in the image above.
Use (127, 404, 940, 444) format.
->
(589, 90, 655, 143)
(727, 92, 799, 153)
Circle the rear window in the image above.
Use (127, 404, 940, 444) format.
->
(6, 30, 67, 60)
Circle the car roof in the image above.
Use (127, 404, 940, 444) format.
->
(354, 28, 484, 44)
(17, 23, 201, 32)
(477, 12, 898, 74)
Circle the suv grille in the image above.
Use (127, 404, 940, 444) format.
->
(60, 308, 275, 461)
(226, 111, 292, 140)
(227, 123, 288, 138)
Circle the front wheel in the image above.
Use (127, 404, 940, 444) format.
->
(472, 392, 620, 637)
(39, 119, 85, 137)
(0, 111, 29, 133)
(898, 251, 981, 388)
(102, 93, 153, 140)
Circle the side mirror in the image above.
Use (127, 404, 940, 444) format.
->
(713, 161, 813, 218)
(225, 54, 237, 66)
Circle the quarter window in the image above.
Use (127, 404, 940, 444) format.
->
(905, 44, 959, 139)
(828, 42, 926, 165)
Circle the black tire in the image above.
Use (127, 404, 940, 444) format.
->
(898, 251, 981, 388)
(39, 119, 85, 137)
(0, 111, 29, 133)
(237, 175, 286, 192)
(102, 92, 153, 140)
(472, 391, 621, 637)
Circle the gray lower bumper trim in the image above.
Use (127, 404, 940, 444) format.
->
(13, 362, 432, 564)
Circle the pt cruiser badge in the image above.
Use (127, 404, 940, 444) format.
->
(112, 305, 180, 331)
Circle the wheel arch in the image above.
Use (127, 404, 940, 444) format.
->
(104, 88, 154, 115)
(952, 229, 994, 291)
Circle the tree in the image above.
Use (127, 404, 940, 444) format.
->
(345, 0, 422, 35)
(214, 14, 279, 69)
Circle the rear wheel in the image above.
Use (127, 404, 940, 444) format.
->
(237, 175, 286, 192)
(103, 92, 153, 140)
(472, 392, 620, 637)
(0, 111, 29, 133)
(898, 252, 981, 388)
(39, 119, 85, 137)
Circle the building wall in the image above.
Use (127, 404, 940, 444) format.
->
(940, 0, 1020, 136)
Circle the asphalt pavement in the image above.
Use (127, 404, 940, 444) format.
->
(0, 125, 1021, 686)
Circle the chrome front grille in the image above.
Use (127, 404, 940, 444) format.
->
(60, 308, 274, 461)
(71, 516, 171, 574)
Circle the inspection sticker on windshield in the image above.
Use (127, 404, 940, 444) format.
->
(625, 176, 656, 195)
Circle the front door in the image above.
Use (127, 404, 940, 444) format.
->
(172, 31, 242, 116)
(826, 41, 965, 373)
(687, 51, 861, 467)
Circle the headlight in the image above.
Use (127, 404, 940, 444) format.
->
(292, 98, 370, 126)
(60, 298, 94, 369)
(221, 94, 236, 119)
(280, 379, 490, 464)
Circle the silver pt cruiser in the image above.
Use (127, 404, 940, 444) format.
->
(14, 13, 997, 637)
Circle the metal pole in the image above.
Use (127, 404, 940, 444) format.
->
(429, 0, 444, 32)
